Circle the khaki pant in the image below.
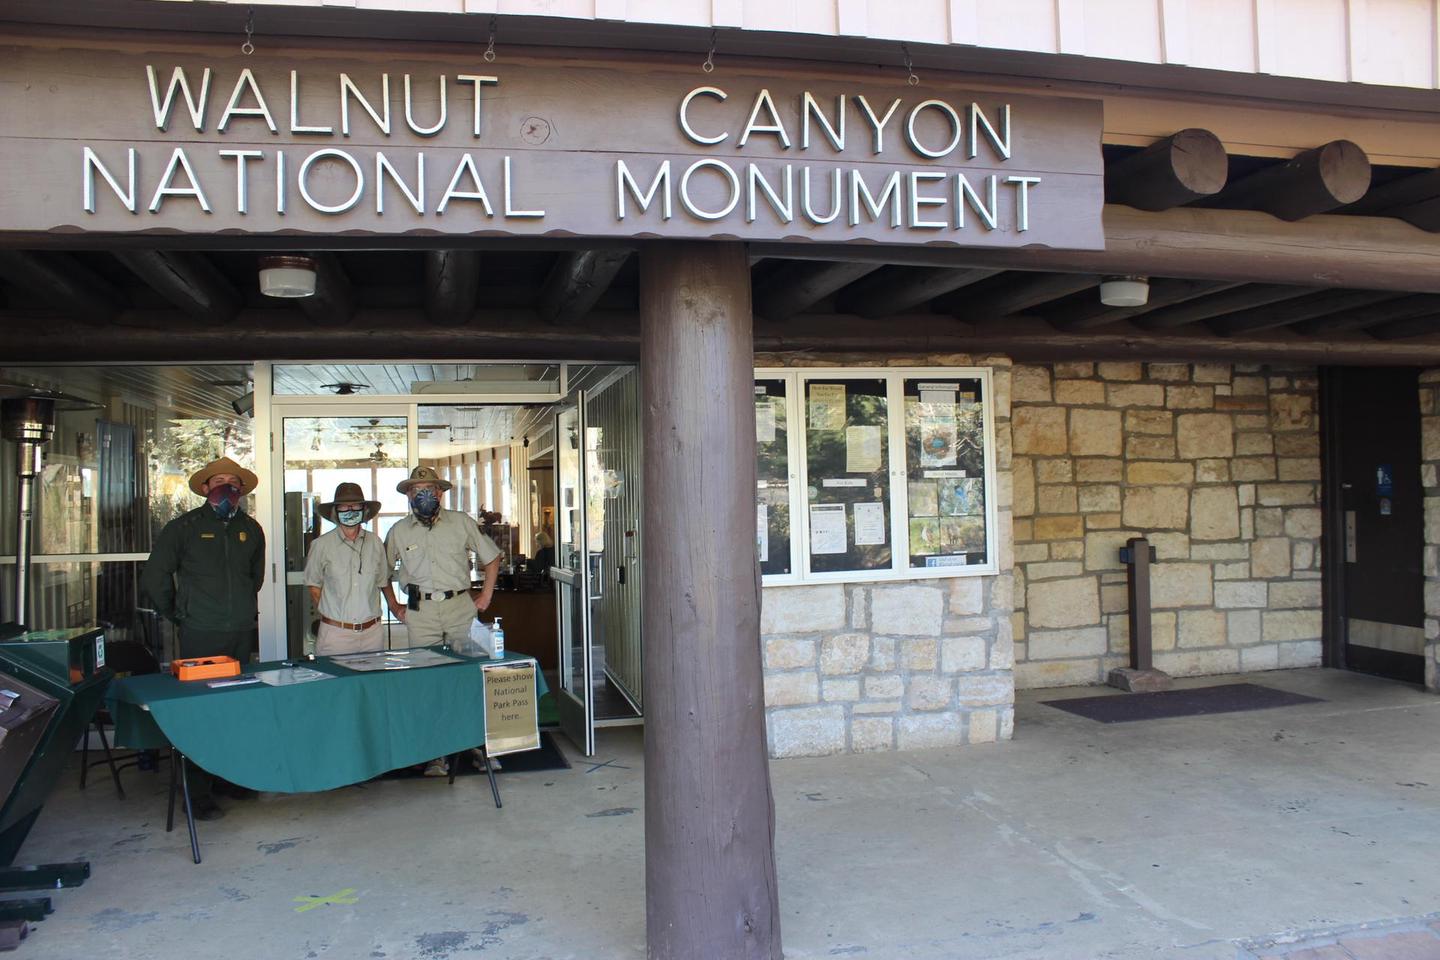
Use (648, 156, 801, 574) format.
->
(315, 620, 384, 656)
(404, 592, 476, 646)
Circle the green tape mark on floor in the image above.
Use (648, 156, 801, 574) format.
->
(293, 888, 360, 913)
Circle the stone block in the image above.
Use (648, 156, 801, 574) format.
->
(864, 675, 904, 699)
(1128, 461, 1195, 485)
(1069, 408, 1122, 456)
(765, 637, 817, 669)
(1231, 457, 1278, 482)
(941, 636, 988, 672)
(1268, 581, 1321, 609)
(896, 713, 965, 750)
(1055, 379, 1105, 405)
(1175, 413, 1235, 459)
(1238, 484, 1256, 507)
(999, 707, 1016, 740)
(948, 577, 985, 615)
(1256, 483, 1315, 506)
(1240, 643, 1279, 672)
(989, 574, 1014, 613)
(1255, 507, 1284, 537)
(1125, 409, 1173, 435)
(968, 709, 999, 744)
(1178, 609, 1227, 648)
(1167, 385, 1215, 409)
(1235, 433, 1275, 455)
(853, 701, 901, 715)
(1014, 659, 1101, 689)
(820, 633, 871, 675)
(1232, 375, 1267, 396)
(1235, 415, 1268, 431)
(1192, 362, 1231, 384)
(1015, 543, 1050, 564)
(762, 585, 847, 634)
(1191, 486, 1240, 540)
(1075, 458, 1123, 482)
(900, 638, 939, 670)
(1213, 561, 1250, 580)
(1148, 362, 1190, 381)
(1107, 614, 1129, 653)
(1011, 365, 1052, 403)
(1027, 626, 1108, 659)
(1026, 561, 1085, 579)
(1293, 541, 1315, 570)
(1149, 532, 1191, 559)
(769, 705, 847, 757)
(1150, 562, 1213, 608)
(1275, 433, 1320, 457)
(1284, 507, 1322, 540)
(1027, 577, 1100, 629)
(1033, 515, 1084, 540)
(1054, 361, 1094, 379)
(823, 679, 861, 701)
(1087, 512, 1121, 529)
(1078, 484, 1122, 513)
(1097, 361, 1142, 380)
(1154, 648, 1240, 677)
(871, 585, 945, 635)
(907, 675, 955, 711)
(1037, 484, 1079, 514)
(1152, 611, 1177, 650)
(1107, 667, 1174, 692)
(870, 637, 896, 671)
(1035, 458, 1074, 484)
(1228, 609, 1262, 645)
(1191, 542, 1251, 560)
(1240, 508, 1254, 540)
(1215, 396, 1266, 412)
(1250, 537, 1292, 578)
(1050, 540, 1083, 561)
(1195, 459, 1230, 483)
(1013, 458, 1035, 517)
(1013, 406, 1068, 455)
(1109, 384, 1166, 408)
(1215, 580, 1267, 608)
(1277, 638, 1323, 667)
(849, 586, 870, 630)
(1085, 530, 1140, 571)
(1123, 487, 1189, 529)
(849, 716, 895, 752)
(1126, 435, 1177, 459)
(956, 674, 1012, 706)
(1278, 457, 1320, 481)
(1100, 583, 1128, 614)
(1270, 393, 1314, 432)
(1264, 610, 1322, 642)
(764, 672, 820, 707)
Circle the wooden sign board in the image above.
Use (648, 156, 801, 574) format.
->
(482, 660, 540, 757)
(0, 33, 1104, 250)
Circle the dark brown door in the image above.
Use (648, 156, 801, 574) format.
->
(1331, 367, 1425, 683)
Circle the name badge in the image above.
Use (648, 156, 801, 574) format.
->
(200, 533, 216, 540)
(239, 531, 248, 542)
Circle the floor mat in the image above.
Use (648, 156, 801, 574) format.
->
(1042, 682, 1324, 723)
(376, 732, 572, 779)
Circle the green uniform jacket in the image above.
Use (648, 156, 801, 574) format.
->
(141, 506, 266, 632)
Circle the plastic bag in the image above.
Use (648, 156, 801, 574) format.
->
(460, 618, 496, 658)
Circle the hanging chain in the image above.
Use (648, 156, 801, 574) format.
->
(483, 15, 497, 63)
(241, 7, 255, 56)
(902, 43, 918, 85)
(702, 29, 717, 74)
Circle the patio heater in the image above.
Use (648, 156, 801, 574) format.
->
(1, 394, 57, 627)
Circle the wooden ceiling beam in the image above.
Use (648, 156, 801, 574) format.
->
(1366, 313, 1440, 341)
(937, 272, 1097, 319)
(296, 253, 355, 326)
(1294, 294, 1440, 336)
(1215, 140, 1371, 221)
(1044, 278, 1240, 331)
(1206, 289, 1401, 336)
(838, 266, 999, 318)
(1344, 168, 1440, 232)
(1132, 284, 1319, 331)
(113, 250, 240, 321)
(0, 250, 124, 324)
(537, 249, 631, 325)
(1105, 129, 1229, 211)
(423, 249, 480, 326)
(752, 261, 881, 320)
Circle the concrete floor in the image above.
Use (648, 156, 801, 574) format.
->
(19, 667, 1440, 959)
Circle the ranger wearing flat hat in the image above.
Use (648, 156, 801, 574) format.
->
(303, 482, 395, 656)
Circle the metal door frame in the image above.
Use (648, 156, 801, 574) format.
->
(551, 395, 596, 755)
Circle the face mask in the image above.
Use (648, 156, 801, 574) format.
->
(410, 488, 440, 519)
(336, 508, 365, 527)
(207, 483, 242, 520)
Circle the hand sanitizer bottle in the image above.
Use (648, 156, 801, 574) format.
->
(490, 617, 505, 660)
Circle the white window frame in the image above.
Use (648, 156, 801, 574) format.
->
(756, 366, 998, 586)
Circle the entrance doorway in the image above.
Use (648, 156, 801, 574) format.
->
(1325, 366, 1426, 684)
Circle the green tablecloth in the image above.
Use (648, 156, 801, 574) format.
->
(107, 651, 547, 794)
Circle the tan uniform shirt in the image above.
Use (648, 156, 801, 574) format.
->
(385, 508, 501, 593)
(303, 528, 389, 623)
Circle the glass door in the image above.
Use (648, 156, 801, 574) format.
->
(553, 397, 596, 755)
(274, 406, 412, 658)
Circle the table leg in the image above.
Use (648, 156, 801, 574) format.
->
(165, 750, 177, 833)
(482, 747, 502, 809)
(447, 753, 459, 786)
(95, 722, 126, 800)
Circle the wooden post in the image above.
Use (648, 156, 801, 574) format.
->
(640, 241, 782, 960)
(1108, 536, 1172, 692)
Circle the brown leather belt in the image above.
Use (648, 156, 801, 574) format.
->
(320, 615, 382, 631)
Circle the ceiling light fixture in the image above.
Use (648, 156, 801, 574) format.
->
(258, 255, 318, 298)
(1099, 276, 1149, 307)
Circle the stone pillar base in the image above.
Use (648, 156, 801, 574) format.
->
(1107, 667, 1174, 693)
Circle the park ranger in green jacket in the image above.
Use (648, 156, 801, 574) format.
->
(141, 456, 266, 663)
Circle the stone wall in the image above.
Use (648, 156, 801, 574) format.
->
(1421, 371, 1440, 693)
(1009, 361, 1324, 688)
(756, 355, 1015, 757)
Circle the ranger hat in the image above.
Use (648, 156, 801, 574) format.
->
(318, 482, 382, 524)
(396, 465, 453, 494)
(188, 456, 259, 497)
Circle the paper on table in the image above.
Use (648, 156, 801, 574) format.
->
(809, 503, 847, 554)
(252, 666, 335, 686)
(755, 399, 777, 443)
(853, 501, 886, 545)
(845, 424, 882, 473)
(757, 503, 769, 562)
(808, 383, 846, 431)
